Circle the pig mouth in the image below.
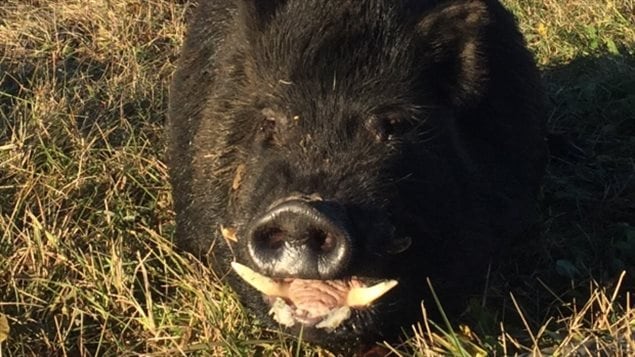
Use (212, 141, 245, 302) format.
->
(231, 262, 398, 331)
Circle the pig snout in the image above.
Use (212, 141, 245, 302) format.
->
(247, 199, 353, 279)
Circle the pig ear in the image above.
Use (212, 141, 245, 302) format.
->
(416, 0, 491, 105)
(238, 0, 287, 31)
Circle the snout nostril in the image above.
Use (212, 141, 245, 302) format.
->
(253, 226, 286, 250)
(307, 228, 336, 253)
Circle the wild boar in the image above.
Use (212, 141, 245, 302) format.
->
(167, 0, 547, 350)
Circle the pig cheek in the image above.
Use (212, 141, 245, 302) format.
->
(223, 163, 247, 246)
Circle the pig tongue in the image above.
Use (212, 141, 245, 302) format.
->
(286, 279, 350, 316)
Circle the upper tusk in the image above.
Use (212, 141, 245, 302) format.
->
(346, 280, 398, 307)
(231, 262, 287, 297)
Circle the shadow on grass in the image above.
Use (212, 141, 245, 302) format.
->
(467, 51, 635, 344)
(541, 52, 634, 282)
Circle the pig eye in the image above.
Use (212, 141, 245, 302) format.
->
(364, 115, 404, 142)
(259, 108, 278, 134)
(258, 108, 291, 146)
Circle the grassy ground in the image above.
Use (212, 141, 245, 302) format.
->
(0, 0, 633, 355)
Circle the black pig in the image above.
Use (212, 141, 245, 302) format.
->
(167, 0, 547, 350)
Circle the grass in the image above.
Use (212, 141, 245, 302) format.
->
(0, 0, 633, 355)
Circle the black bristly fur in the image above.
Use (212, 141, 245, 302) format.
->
(167, 0, 547, 351)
